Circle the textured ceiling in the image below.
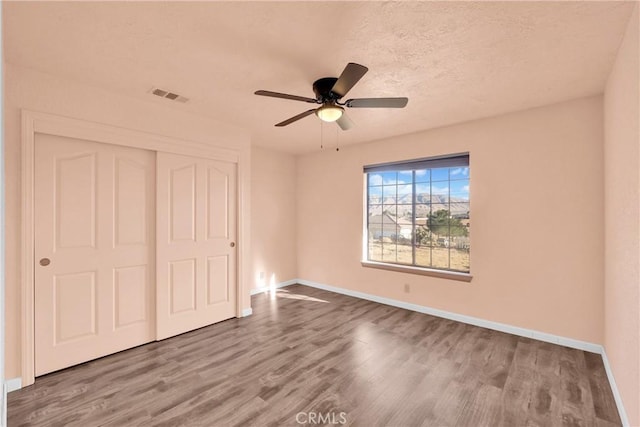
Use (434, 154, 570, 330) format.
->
(3, 1, 635, 154)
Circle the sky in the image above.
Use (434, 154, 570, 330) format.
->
(368, 167, 470, 201)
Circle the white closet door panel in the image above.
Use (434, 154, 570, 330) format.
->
(156, 152, 237, 340)
(35, 134, 155, 375)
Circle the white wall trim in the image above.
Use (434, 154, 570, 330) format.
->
(293, 279, 631, 423)
(1, 383, 4, 427)
(5, 379, 21, 394)
(295, 279, 602, 353)
(601, 349, 630, 426)
(1, 6, 6, 424)
(8, 278, 630, 424)
(250, 279, 297, 296)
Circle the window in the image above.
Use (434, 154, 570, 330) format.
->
(364, 154, 470, 274)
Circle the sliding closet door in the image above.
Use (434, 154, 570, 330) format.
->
(34, 134, 156, 375)
(156, 152, 237, 339)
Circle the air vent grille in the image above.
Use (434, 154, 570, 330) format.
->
(150, 87, 189, 103)
(152, 88, 168, 97)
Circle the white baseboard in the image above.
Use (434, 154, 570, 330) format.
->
(5, 378, 21, 393)
(244, 279, 297, 317)
(601, 349, 630, 426)
(250, 279, 297, 296)
(294, 279, 630, 424)
(2, 382, 6, 427)
(295, 279, 602, 353)
(1, 279, 628, 425)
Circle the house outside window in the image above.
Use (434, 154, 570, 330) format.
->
(364, 153, 470, 274)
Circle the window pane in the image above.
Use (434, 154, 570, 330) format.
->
(450, 245, 470, 272)
(415, 183, 430, 203)
(450, 203, 469, 222)
(427, 209, 451, 246)
(414, 205, 430, 230)
(415, 169, 430, 183)
(381, 210, 397, 226)
(382, 241, 397, 263)
(450, 167, 469, 180)
(450, 233, 470, 250)
(368, 186, 382, 204)
(450, 211, 470, 273)
(398, 217, 413, 248)
(368, 209, 383, 227)
(431, 182, 449, 203)
(431, 246, 450, 270)
(368, 173, 383, 186)
(450, 180, 469, 201)
(382, 185, 396, 204)
(415, 244, 432, 268)
(431, 201, 450, 215)
(396, 240, 413, 264)
(368, 213, 383, 239)
(368, 205, 383, 218)
(380, 171, 397, 185)
(397, 205, 411, 219)
(382, 224, 398, 240)
(397, 183, 412, 203)
(398, 170, 413, 184)
(414, 225, 431, 247)
(450, 207, 469, 238)
(431, 168, 449, 182)
(368, 239, 383, 262)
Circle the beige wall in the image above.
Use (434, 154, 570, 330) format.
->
(297, 96, 604, 344)
(604, 4, 639, 425)
(251, 147, 297, 290)
(3, 63, 250, 379)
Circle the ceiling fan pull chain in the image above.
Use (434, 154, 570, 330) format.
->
(336, 125, 340, 152)
(320, 120, 324, 150)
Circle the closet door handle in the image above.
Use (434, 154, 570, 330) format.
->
(39, 258, 51, 266)
(230, 242, 236, 248)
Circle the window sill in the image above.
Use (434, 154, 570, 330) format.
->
(361, 260, 473, 282)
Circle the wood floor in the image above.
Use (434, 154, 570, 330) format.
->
(9, 284, 621, 426)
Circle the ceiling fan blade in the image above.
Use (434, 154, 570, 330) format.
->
(255, 90, 317, 103)
(336, 113, 354, 131)
(275, 109, 317, 127)
(331, 63, 369, 98)
(345, 97, 408, 108)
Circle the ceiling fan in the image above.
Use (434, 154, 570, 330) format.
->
(255, 63, 408, 130)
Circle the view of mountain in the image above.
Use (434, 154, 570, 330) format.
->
(368, 194, 469, 218)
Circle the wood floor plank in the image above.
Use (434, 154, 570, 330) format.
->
(8, 284, 622, 426)
(584, 351, 622, 425)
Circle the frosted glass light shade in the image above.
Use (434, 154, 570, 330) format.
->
(316, 105, 344, 122)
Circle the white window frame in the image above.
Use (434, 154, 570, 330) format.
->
(361, 153, 472, 282)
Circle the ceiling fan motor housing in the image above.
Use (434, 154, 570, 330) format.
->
(313, 77, 340, 102)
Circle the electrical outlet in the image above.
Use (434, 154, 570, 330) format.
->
(404, 283, 410, 293)
(259, 271, 265, 280)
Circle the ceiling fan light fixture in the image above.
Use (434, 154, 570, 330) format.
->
(316, 105, 344, 122)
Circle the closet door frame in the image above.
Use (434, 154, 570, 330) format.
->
(20, 110, 251, 387)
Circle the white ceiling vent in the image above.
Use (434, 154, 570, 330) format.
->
(150, 87, 189, 103)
